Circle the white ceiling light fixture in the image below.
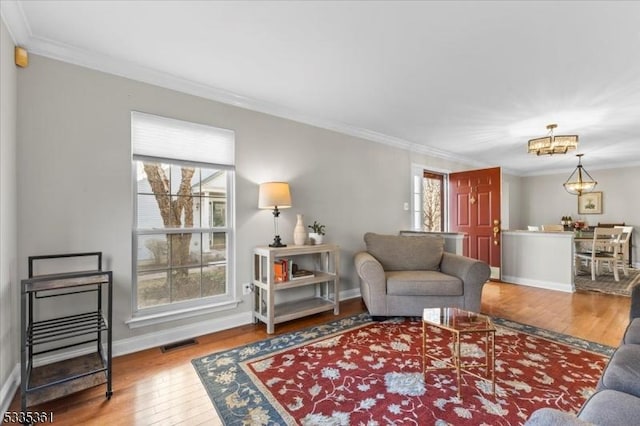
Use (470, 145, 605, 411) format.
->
(563, 154, 597, 196)
(528, 124, 579, 156)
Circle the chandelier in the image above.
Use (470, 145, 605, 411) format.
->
(528, 124, 578, 155)
(563, 154, 597, 195)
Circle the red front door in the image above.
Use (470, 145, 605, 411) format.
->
(449, 167, 501, 270)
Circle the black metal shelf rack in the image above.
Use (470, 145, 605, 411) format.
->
(20, 252, 113, 413)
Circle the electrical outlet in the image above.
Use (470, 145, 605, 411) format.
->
(242, 283, 252, 295)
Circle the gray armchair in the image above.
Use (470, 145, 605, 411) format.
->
(354, 232, 490, 317)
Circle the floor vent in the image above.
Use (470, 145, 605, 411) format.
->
(161, 338, 198, 353)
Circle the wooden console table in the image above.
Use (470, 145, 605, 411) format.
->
(252, 244, 340, 333)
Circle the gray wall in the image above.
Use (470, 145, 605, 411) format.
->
(518, 166, 640, 266)
(10, 48, 637, 405)
(14, 54, 478, 351)
(501, 172, 523, 231)
(0, 17, 19, 412)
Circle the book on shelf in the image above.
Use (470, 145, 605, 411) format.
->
(274, 259, 288, 283)
(291, 269, 315, 280)
(274, 260, 315, 282)
(287, 258, 293, 280)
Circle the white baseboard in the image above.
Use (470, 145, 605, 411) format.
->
(1, 364, 20, 418)
(0, 312, 251, 416)
(501, 275, 574, 293)
(0, 287, 364, 412)
(114, 310, 253, 356)
(339, 287, 362, 301)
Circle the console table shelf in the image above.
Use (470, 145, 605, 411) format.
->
(252, 244, 340, 333)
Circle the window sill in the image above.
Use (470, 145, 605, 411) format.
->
(126, 299, 242, 329)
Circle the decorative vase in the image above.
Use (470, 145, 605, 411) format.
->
(293, 214, 306, 245)
(309, 232, 324, 245)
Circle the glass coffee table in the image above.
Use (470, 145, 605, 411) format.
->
(422, 307, 496, 398)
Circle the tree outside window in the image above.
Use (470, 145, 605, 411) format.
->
(422, 171, 444, 232)
(136, 163, 229, 309)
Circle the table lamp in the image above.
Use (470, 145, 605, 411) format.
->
(258, 182, 291, 247)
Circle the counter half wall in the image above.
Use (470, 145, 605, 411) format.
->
(501, 230, 575, 292)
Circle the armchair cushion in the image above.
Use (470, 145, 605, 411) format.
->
(525, 390, 640, 426)
(364, 232, 444, 271)
(598, 344, 640, 398)
(578, 389, 640, 425)
(386, 270, 463, 296)
(525, 407, 593, 426)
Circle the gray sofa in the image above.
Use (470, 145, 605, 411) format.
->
(525, 284, 640, 425)
(354, 232, 490, 317)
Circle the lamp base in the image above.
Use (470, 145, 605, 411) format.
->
(269, 235, 287, 248)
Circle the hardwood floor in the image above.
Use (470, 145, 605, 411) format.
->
(7, 281, 631, 425)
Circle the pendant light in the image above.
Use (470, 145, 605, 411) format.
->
(563, 154, 597, 195)
(528, 124, 578, 155)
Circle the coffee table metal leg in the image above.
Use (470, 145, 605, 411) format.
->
(485, 330, 489, 377)
(491, 330, 496, 395)
(422, 321, 426, 373)
(455, 331, 461, 398)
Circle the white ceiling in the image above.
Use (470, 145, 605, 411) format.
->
(3, 1, 640, 176)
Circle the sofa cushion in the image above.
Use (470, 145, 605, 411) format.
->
(525, 407, 593, 425)
(364, 233, 444, 271)
(386, 271, 463, 296)
(623, 318, 640, 345)
(599, 344, 640, 398)
(578, 389, 640, 425)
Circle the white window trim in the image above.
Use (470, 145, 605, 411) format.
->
(131, 162, 236, 319)
(125, 298, 241, 329)
(130, 110, 236, 324)
(410, 163, 451, 231)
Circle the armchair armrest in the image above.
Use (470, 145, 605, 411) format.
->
(354, 251, 387, 315)
(440, 252, 490, 312)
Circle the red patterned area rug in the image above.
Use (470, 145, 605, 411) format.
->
(192, 314, 613, 425)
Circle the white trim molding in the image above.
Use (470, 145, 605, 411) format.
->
(116, 310, 253, 357)
(0, 1, 487, 171)
(126, 299, 242, 329)
(13, 287, 363, 369)
(0, 364, 20, 418)
(0, 287, 363, 412)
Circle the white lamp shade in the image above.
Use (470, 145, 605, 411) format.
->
(258, 182, 292, 209)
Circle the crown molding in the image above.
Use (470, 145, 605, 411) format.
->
(0, 0, 29, 44)
(0, 2, 490, 170)
(3, 2, 638, 179)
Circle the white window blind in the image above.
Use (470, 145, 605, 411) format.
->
(131, 111, 235, 166)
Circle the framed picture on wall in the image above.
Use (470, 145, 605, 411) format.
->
(578, 191, 602, 214)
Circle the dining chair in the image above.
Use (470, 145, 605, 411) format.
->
(575, 227, 624, 281)
(613, 226, 633, 277)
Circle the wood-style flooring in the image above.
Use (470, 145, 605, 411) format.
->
(7, 281, 631, 425)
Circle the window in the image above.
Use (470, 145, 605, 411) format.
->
(132, 112, 235, 315)
(412, 165, 447, 231)
(422, 171, 444, 232)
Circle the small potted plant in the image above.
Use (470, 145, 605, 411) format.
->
(308, 221, 326, 245)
